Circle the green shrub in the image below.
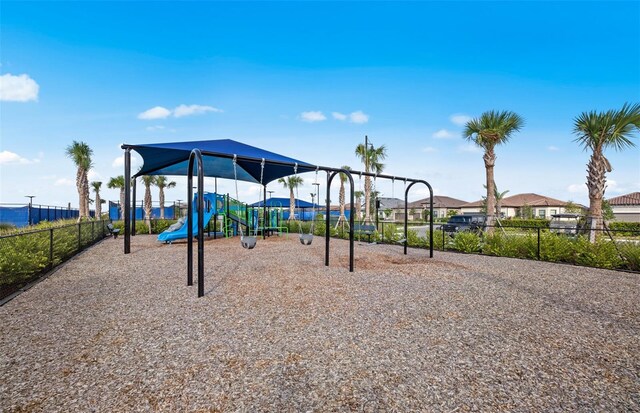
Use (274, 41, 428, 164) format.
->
(482, 232, 537, 259)
(406, 229, 428, 248)
(572, 237, 623, 269)
(500, 218, 550, 229)
(451, 231, 482, 253)
(608, 222, 640, 237)
(619, 242, 640, 271)
(539, 232, 576, 263)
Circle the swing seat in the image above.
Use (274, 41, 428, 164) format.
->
(299, 233, 313, 246)
(241, 236, 257, 249)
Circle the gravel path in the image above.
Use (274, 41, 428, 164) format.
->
(1, 234, 638, 412)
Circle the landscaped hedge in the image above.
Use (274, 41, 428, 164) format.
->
(608, 222, 640, 235)
(498, 218, 550, 229)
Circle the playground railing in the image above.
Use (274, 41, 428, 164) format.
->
(0, 220, 110, 302)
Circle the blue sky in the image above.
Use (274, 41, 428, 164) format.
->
(1, 1, 639, 209)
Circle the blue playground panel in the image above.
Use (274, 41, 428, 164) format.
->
(157, 193, 223, 243)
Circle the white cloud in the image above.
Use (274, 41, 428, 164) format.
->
(547, 146, 560, 151)
(0, 150, 36, 165)
(112, 154, 141, 169)
(0, 73, 39, 102)
(88, 169, 102, 181)
(138, 106, 171, 120)
(173, 104, 222, 118)
(146, 125, 165, 131)
(332, 112, 347, 121)
(349, 110, 369, 124)
(54, 178, 74, 187)
(450, 114, 471, 126)
(300, 111, 327, 122)
(432, 129, 456, 139)
(567, 183, 587, 194)
(457, 144, 482, 153)
(422, 147, 438, 153)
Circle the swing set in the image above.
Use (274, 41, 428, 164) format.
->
(120, 139, 434, 298)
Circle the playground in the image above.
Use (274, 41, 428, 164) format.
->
(1, 234, 638, 411)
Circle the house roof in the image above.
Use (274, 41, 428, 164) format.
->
(407, 195, 469, 209)
(461, 193, 568, 208)
(607, 192, 640, 206)
(378, 197, 405, 209)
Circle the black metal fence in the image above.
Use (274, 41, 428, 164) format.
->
(0, 220, 110, 302)
(372, 222, 640, 272)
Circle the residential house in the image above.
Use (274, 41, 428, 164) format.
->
(407, 196, 469, 220)
(377, 197, 406, 221)
(459, 193, 570, 219)
(607, 192, 640, 222)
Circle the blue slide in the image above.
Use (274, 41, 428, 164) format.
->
(158, 193, 219, 243)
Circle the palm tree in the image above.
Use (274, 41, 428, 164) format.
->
(277, 176, 304, 221)
(107, 175, 126, 219)
(140, 175, 156, 234)
(154, 175, 176, 219)
(65, 141, 93, 221)
(482, 183, 509, 218)
(354, 190, 364, 221)
(355, 143, 387, 223)
(573, 102, 639, 240)
(335, 165, 351, 229)
(464, 110, 524, 233)
(91, 181, 103, 219)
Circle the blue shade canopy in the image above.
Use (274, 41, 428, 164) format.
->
(123, 139, 316, 184)
(249, 197, 320, 208)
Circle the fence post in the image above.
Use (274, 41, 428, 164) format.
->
(442, 230, 445, 251)
(77, 223, 81, 251)
(537, 227, 541, 260)
(49, 228, 54, 269)
(92, 221, 95, 241)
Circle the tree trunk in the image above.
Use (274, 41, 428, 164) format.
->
(76, 168, 86, 222)
(144, 183, 152, 234)
(159, 187, 165, 219)
(586, 149, 608, 241)
(289, 188, 295, 221)
(119, 188, 125, 220)
(364, 176, 371, 223)
(95, 193, 101, 219)
(336, 180, 346, 228)
(82, 174, 90, 219)
(483, 149, 496, 234)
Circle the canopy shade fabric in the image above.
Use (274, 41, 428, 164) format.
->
(249, 197, 320, 208)
(123, 139, 316, 184)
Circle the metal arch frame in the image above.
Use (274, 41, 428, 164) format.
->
(326, 169, 355, 271)
(121, 145, 435, 298)
(404, 180, 434, 257)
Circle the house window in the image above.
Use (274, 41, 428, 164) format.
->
(550, 209, 557, 215)
(539, 209, 546, 218)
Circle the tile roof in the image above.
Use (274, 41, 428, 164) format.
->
(461, 193, 568, 208)
(607, 192, 640, 206)
(406, 196, 469, 209)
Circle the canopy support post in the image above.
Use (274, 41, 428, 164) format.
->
(187, 149, 205, 297)
(124, 149, 131, 254)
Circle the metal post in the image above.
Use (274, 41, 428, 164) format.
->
(91, 220, 94, 241)
(263, 185, 267, 239)
(187, 149, 205, 297)
(326, 169, 355, 271)
(123, 148, 131, 254)
(537, 227, 541, 260)
(325, 173, 331, 267)
(77, 222, 81, 251)
(405, 180, 433, 257)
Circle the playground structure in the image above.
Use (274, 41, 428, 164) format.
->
(156, 192, 287, 243)
(120, 139, 434, 297)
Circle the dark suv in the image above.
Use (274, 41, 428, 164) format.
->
(442, 214, 486, 234)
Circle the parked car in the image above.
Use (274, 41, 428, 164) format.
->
(549, 213, 582, 235)
(442, 213, 486, 234)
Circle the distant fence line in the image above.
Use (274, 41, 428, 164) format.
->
(0, 204, 95, 228)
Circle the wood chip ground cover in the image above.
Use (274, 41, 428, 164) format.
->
(1, 235, 638, 412)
